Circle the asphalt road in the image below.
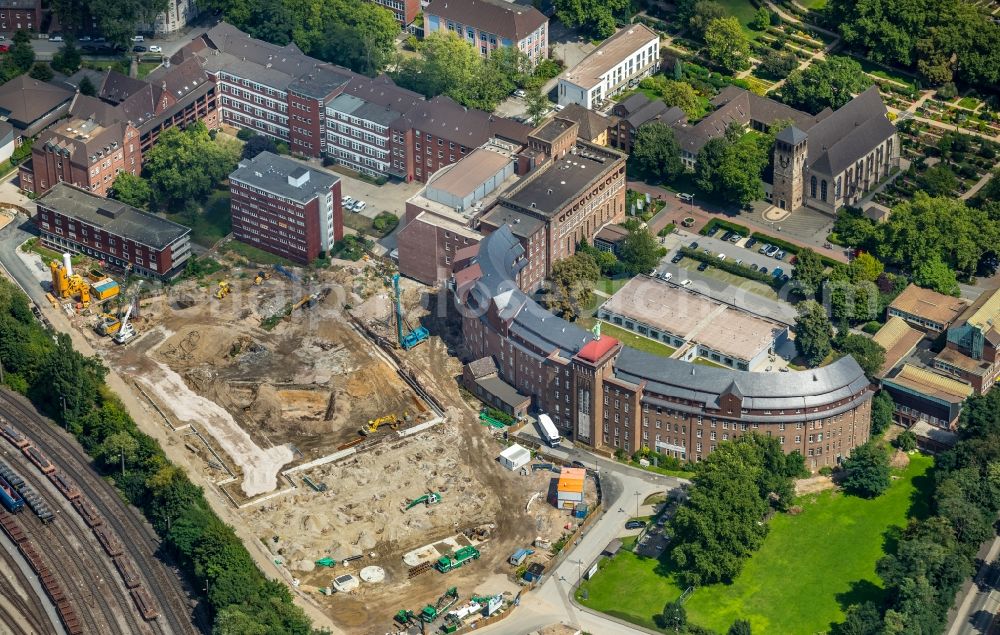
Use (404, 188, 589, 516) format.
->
(18, 24, 212, 61)
(948, 534, 1000, 635)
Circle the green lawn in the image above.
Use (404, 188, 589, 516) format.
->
(595, 321, 677, 357)
(165, 190, 232, 247)
(693, 357, 727, 368)
(797, 0, 828, 8)
(223, 240, 294, 266)
(137, 62, 160, 79)
(678, 257, 780, 300)
(714, 0, 766, 38)
(578, 454, 934, 634)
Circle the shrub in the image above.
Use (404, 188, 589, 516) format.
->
(894, 430, 918, 451)
(700, 218, 751, 237)
(236, 128, 255, 141)
(819, 466, 834, 476)
(862, 321, 884, 334)
(372, 212, 399, 235)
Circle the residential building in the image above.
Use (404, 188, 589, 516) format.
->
(887, 284, 968, 333)
(0, 0, 39, 31)
(558, 24, 660, 110)
(935, 288, 1000, 394)
(228, 152, 342, 265)
(423, 0, 549, 65)
(881, 363, 972, 430)
(140, 0, 199, 35)
(21, 95, 142, 197)
(609, 93, 684, 154)
(366, 0, 420, 26)
(0, 75, 74, 141)
(454, 225, 873, 469)
(478, 118, 627, 291)
(34, 183, 192, 279)
(555, 103, 615, 146)
(597, 276, 789, 371)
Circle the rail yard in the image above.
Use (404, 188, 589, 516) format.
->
(0, 390, 198, 635)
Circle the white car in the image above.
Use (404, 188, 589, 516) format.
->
(149, 45, 162, 53)
(680, 279, 692, 287)
(717, 253, 726, 261)
(514, 89, 526, 98)
(342, 196, 355, 208)
(352, 200, 366, 213)
(553, 104, 565, 112)
(50, 34, 63, 42)
(131, 35, 144, 42)
(659, 271, 672, 282)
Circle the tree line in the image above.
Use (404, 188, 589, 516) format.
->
(0, 280, 316, 634)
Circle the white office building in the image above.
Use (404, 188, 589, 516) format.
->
(558, 24, 660, 111)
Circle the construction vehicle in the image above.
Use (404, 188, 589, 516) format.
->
(49, 254, 91, 307)
(420, 587, 459, 623)
(253, 270, 271, 285)
(392, 273, 429, 350)
(215, 281, 231, 299)
(95, 312, 122, 336)
(112, 302, 136, 345)
(315, 557, 335, 567)
(393, 609, 416, 626)
(435, 547, 480, 573)
(404, 492, 441, 511)
(358, 414, 400, 436)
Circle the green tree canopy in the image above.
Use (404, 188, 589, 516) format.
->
(638, 76, 702, 118)
(729, 619, 753, 635)
(51, 41, 82, 75)
(781, 56, 872, 114)
(144, 122, 241, 208)
(705, 17, 752, 73)
(835, 332, 885, 380)
(28, 62, 54, 82)
(792, 247, 825, 297)
(795, 300, 833, 366)
(109, 172, 153, 209)
(688, 1, 727, 40)
(913, 255, 960, 296)
(79, 75, 97, 96)
(618, 221, 667, 275)
(554, 0, 631, 38)
(631, 122, 684, 183)
(545, 252, 600, 320)
(841, 441, 891, 498)
(870, 390, 894, 437)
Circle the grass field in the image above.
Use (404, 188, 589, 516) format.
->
(715, 0, 766, 38)
(678, 257, 780, 300)
(137, 62, 160, 79)
(223, 240, 293, 266)
(577, 454, 934, 633)
(165, 190, 231, 248)
(596, 321, 677, 357)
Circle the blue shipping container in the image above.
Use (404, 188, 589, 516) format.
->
(0, 473, 25, 512)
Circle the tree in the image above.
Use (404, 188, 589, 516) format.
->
(918, 165, 959, 197)
(1, 32, 35, 81)
(146, 464, 203, 531)
(554, 0, 631, 38)
(50, 0, 169, 49)
(79, 75, 96, 96)
(28, 63, 53, 82)
(695, 136, 728, 193)
(758, 51, 798, 80)
(841, 441, 891, 498)
(832, 602, 883, 635)
(791, 247, 825, 298)
(895, 430, 917, 451)
(639, 76, 701, 118)
(618, 222, 666, 276)
(781, 56, 872, 114)
(110, 172, 152, 209)
(835, 333, 885, 380)
(688, 1, 727, 40)
(662, 600, 687, 631)
(705, 17, 751, 73)
(314, 0, 399, 76)
(848, 252, 884, 283)
(51, 41, 82, 75)
(795, 300, 832, 367)
(393, 32, 481, 103)
(525, 88, 549, 124)
(144, 122, 241, 207)
(546, 252, 600, 320)
(871, 390, 894, 437)
(716, 133, 770, 206)
(95, 431, 140, 472)
(631, 123, 683, 183)
(241, 134, 278, 160)
(752, 7, 771, 30)
(913, 255, 960, 296)
(729, 619, 753, 635)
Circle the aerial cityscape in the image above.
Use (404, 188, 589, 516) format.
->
(0, 0, 997, 633)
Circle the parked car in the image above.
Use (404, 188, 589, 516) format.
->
(781, 274, 790, 282)
(697, 261, 710, 271)
(0, 44, 8, 52)
(131, 35, 144, 42)
(750, 263, 759, 271)
(772, 267, 784, 278)
(680, 279, 692, 287)
(514, 89, 526, 98)
(352, 200, 367, 213)
(773, 250, 786, 260)
(759, 243, 772, 254)
(706, 226, 721, 238)
(149, 45, 162, 53)
(133, 45, 147, 52)
(78, 35, 91, 42)
(553, 103, 565, 112)
(734, 259, 743, 266)
(659, 271, 673, 282)
(729, 233, 741, 243)
(760, 266, 768, 275)
(678, 192, 694, 202)
(671, 253, 683, 264)
(745, 237, 757, 249)
(342, 196, 355, 207)
(688, 241, 699, 250)
(625, 520, 647, 530)
(765, 245, 780, 257)
(721, 230, 734, 242)
(717, 253, 726, 261)
(50, 34, 64, 42)
(571, 460, 587, 469)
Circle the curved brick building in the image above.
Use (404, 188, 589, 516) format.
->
(455, 225, 873, 470)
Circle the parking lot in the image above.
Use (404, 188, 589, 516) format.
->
(657, 229, 797, 278)
(334, 171, 423, 221)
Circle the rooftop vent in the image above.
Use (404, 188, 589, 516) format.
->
(96, 207, 118, 219)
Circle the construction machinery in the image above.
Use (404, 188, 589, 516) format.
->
(49, 254, 91, 307)
(215, 281, 231, 299)
(112, 302, 136, 345)
(94, 312, 122, 336)
(253, 270, 271, 285)
(404, 492, 441, 511)
(392, 273, 429, 350)
(420, 587, 459, 623)
(358, 414, 400, 436)
(393, 609, 416, 626)
(435, 547, 480, 573)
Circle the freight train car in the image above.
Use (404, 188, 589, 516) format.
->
(0, 421, 31, 449)
(48, 471, 81, 501)
(22, 446, 55, 475)
(130, 586, 159, 620)
(113, 555, 141, 589)
(93, 525, 124, 557)
(0, 473, 25, 513)
(71, 498, 102, 528)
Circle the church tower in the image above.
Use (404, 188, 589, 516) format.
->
(772, 126, 808, 212)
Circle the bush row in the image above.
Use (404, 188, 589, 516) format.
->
(679, 247, 782, 289)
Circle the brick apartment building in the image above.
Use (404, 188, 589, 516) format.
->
(0, 0, 39, 31)
(423, 0, 549, 65)
(453, 226, 873, 470)
(35, 183, 192, 279)
(228, 151, 343, 264)
(366, 0, 420, 26)
(181, 23, 529, 182)
(20, 63, 218, 196)
(478, 117, 627, 291)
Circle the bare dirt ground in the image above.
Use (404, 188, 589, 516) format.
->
(67, 258, 579, 633)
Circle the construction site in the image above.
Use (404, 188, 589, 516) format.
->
(38, 249, 595, 634)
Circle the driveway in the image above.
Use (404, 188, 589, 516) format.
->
(336, 173, 423, 221)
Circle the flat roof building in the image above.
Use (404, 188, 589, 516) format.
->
(229, 152, 342, 264)
(888, 284, 969, 333)
(882, 363, 973, 430)
(558, 24, 660, 110)
(34, 183, 191, 279)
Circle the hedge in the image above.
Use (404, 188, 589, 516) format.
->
(679, 247, 783, 289)
(700, 218, 751, 237)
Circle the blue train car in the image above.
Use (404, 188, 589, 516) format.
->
(0, 473, 25, 512)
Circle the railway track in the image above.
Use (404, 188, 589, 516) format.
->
(0, 528, 56, 635)
(0, 390, 198, 635)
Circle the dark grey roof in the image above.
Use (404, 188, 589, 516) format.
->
(557, 103, 614, 141)
(629, 101, 685, 128)
(288, 65, 353, 99)
(460, 224, 873, 413)
(806, 87, 896, 176)
(776, 125, 808, 145)
(480, 206, 544, 239)
(396, 95, 532, 147)
(328, 93, 405, 127)
(37, 183, 189, 249)
(0, 76, 74, 129)
(617, 93, 650, 116)
(0, 121, 12, 144)
(476, 374, 529, 408)
(229, 152, 340, 204)
(424, 0, 548, 41)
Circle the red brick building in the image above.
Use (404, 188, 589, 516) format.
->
(34, 183, 192, 279)
(0, 0, 39, 31)
(366, 0, 420, 26)
(228, 151, 343, 264)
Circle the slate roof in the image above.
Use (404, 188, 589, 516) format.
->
(806, 86, 896, 176)
(556, 103, 615, 141)
(776, 125, 808, 145)
(37, 183, 190, 249)
(627, 101, 685, 128)
(396, 95, 532, 147)
(617, 93, 651, 115)
(424, 0, 548, 41)
(0, 76, 74, 129)
(98, 70, 148, 105)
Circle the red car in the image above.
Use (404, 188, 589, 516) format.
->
(0, 44, 9, 52)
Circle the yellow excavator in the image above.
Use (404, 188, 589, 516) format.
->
(215, 281, 231, 299)
(359, 414, 400, 436)
(253, 270, 271, 285)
